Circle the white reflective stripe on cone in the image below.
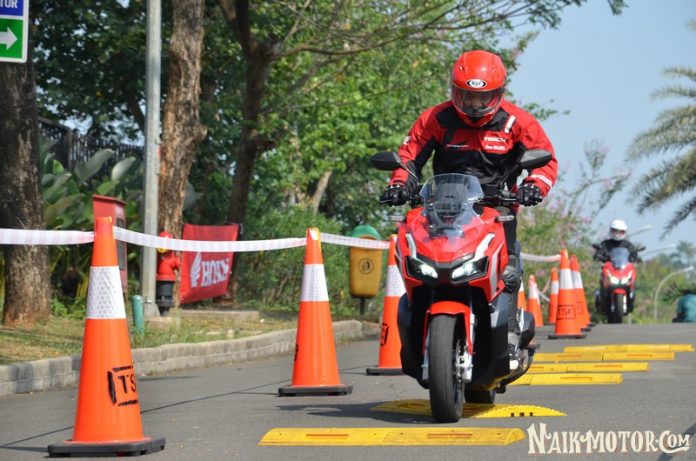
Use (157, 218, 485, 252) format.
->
(572, 271, 582, 288)
(551, 280, 559, 294)
(559, 268, 573, 290)
(86, 266, 126, 319)
(529, 281, 539, 299)
(300, 264, 329, 302)
(576, 274, 585, 289)
(385, 265, 405, 298)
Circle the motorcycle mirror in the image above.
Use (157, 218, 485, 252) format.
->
(518, 149, 553, 170)
(370, 151, 402, 171)
(370, 151, 418, 179)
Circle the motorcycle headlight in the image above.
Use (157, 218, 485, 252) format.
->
(406, 256, 438, 281)
(451, 256, 488, 281)
(620, 276, 631, 285)
(609, 275, 621, 285)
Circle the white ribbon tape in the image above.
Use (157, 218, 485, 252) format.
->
(321, 233, 390, 250)
(112, 227, 306, 252)
(521, 252, 561, 262)
(0, 228, 94, 245)
(2, 228, 561, 266)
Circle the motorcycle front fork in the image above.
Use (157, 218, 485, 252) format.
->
(421, 316, 475, 384)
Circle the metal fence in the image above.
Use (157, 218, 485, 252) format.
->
(39, 117, 143, 173)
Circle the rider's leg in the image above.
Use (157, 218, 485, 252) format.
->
(497, 209, 534, 353)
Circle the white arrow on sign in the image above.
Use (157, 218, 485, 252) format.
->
(0, 28, 17, 49)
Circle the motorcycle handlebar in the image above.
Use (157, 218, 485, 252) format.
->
(381, 192, 520, 207)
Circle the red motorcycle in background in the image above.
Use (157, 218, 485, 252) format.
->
(593, 246, 643, 324)
(371, 149, 552, 423)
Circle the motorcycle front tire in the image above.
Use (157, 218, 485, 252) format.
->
(610, 293, 625, 324)
(428, 315, 465, 423)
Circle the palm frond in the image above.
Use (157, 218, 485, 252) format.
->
(662, 66, 696, 83)
(663, 194, 696, 237)
(628, 105, 696, 159)
(632, 149, 696, 207)
(653, 85, 696, 100)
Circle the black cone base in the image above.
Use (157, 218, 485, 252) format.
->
(548, 333, 587, 339)
(366, 366, 403, 376)
(48, 436, 165, 457)
(278, 384, 352, 397)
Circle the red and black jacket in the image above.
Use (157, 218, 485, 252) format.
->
(390, 99, 557, 196)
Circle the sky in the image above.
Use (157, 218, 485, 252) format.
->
(506, 0, 695, 257)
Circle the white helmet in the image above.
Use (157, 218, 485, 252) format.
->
(610, 219, 627, 241)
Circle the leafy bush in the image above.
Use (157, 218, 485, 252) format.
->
(235, 206, 359, 317)
(40, 140, 143, 302)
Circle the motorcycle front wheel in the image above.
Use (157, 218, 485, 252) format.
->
(610, 293, 625, 324)
(428, 315, 464, 423)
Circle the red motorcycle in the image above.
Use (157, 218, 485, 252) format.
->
(371, 149, 552, 422)
(593, 246, 642, 324)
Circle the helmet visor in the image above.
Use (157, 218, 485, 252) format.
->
(451, 84, 503, 118)
(610, 229, 626, 240)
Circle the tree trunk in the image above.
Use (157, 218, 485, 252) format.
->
(225, 57, 271, 225)
(159, 0, 207, 237)
(0, 54, 52, 326)
(309, 171, 332, 214)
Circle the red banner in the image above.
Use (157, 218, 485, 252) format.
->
(180, 224, 240, 304)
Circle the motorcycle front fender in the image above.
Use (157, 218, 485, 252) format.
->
(428, 301, 472, 354)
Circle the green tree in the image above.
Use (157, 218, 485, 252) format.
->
(627, 22, 696, 236)
(0, 45, 51, 326)
(216, 0, 627, 231)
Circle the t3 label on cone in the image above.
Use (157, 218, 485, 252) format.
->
(549, 249, 586, 340)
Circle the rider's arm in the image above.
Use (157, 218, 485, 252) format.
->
(510, 107, 557, 196)
(390, 103, 446, 186)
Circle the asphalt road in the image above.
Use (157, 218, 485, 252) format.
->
(1, 322, 695, 461)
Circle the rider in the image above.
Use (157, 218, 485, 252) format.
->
(593, 219, 642, 263)
(380, 49, 557, 360)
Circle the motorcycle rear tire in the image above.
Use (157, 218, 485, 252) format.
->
(428, 315, 464, 423)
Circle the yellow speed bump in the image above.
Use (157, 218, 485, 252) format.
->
(529, 362, 650, 373)
(259, 427, 526, 446)
(602, 351, 675, 361)
(534, 352, 605, 362)
(509, 373, 623, 386)
(371, 400, 565, 418)
(564, 344, 694, 353)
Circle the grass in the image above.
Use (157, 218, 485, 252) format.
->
(0, 307, 298, 366)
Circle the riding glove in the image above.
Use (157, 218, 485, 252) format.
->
(380, 182, 410, 206)
(517, 182, 542, 206)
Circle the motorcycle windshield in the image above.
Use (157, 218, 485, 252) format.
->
(418, 174, 484, 238)
(610, 247, 630, 269)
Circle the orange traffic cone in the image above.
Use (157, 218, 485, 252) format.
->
(527, 275, 544, 327)
(278, 228, 352, 396)
(518, 279, 527, 311)
(548, 249, 586, 339)
(48, 217, 165, 457)
(367, 235, 404, 375)
(570, 254, 591, 331)
(547, 267, 559, 325)
(571, 254, 595, 327)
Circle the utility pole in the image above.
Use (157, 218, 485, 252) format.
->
(142, 0, 161, 317)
